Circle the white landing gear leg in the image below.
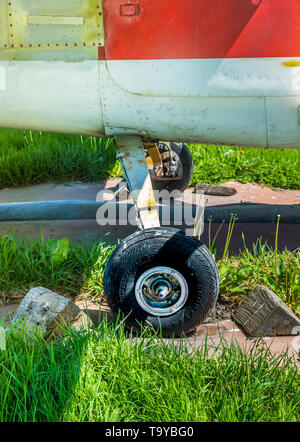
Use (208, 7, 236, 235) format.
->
(114, 135, 161, 230)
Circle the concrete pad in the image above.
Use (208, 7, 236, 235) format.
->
(0, 180, 122, 204)
(0, 179, 299, 206)
(166, 321, 299, 359)
(76, 300, 114, 327)
(195, 181, 300, 207)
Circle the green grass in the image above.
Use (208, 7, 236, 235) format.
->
(219, 240, 300, 314)
(0, 129, 122, 188)
(189, 143, 300, 190)
(0, 129, 299, 190)
(0, 235, 115, 304)
(0, 234, 299, 314)
(0, 320, 299, 422)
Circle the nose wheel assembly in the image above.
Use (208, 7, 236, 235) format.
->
(148, 142, 194, 194)
(103, 136, 219, 337)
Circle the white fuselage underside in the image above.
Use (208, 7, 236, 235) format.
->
(0, 57, 299, 147)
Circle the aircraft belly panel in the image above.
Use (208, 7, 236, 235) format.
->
(104, 95, 267, 146)
(100, 61, 267, 146)
(0, 60, 104, 135)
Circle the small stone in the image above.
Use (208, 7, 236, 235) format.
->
(13, 287, 91, 338)
(233, 285, 300, 337)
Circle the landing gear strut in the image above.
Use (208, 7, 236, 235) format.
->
(103, 136, 219, 337)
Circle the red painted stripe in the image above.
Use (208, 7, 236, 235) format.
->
(102, 0, 300, 60)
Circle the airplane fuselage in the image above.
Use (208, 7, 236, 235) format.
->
(0, 0, 299, 148)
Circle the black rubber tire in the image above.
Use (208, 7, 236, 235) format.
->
(152, 143, 194, 194)
(104, 227, 219, 337)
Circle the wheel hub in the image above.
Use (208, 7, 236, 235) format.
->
(135, 266, 188, 316)
(153, 281, 170, 299)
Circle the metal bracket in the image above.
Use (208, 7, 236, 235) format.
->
(114, 135, 161, 230)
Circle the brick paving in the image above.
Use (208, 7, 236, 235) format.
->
(1, 301, 298, 360)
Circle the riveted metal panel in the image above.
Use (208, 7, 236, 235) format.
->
(0, 2, 9, 48)
(5, 0, 104, 49)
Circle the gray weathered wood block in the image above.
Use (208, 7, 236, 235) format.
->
(233, 285, 300, 337)
(13, 287, 91, 338)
